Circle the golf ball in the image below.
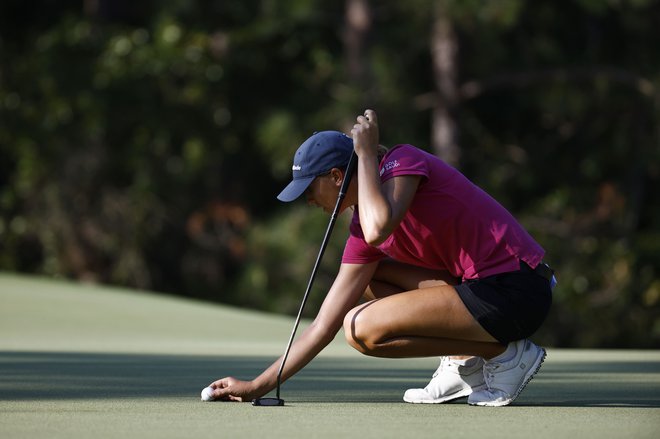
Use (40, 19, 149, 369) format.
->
(201, 386, 214, 402)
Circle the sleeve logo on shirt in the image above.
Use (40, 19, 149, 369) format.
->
(380, 159, 400, 176)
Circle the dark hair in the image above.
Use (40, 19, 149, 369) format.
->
(377, 144, 388, 162)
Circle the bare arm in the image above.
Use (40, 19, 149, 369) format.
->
(351, 109, 421, 246)
(210, 261, 379, 401)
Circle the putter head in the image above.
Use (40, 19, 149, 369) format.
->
(252, 397, 285, 407)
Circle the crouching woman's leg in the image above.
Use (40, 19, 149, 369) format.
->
(342, 284, 504, 359)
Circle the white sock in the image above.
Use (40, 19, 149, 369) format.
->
(460, 357, 479, 366)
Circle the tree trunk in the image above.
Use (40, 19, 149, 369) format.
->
(430, 1, 460, 167)
(344, 0, 372, 111)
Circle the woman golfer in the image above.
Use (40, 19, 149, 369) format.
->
(208, 109, 554, 406)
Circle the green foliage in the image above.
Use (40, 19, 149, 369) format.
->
(232, 205, 350, 316)
(1, 0, 658, 347)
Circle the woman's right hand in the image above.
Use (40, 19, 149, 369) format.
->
(351, 109, 379, 158)
(207, 377, 261, 402)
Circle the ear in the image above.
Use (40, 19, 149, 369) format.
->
(330, 168, 344, 186)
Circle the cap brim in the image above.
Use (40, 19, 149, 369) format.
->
(277, 176, 315, 202)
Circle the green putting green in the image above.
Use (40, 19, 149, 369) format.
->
(1, 272, 659, 439)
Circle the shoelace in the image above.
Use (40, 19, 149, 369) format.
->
(483, 363, 500, 389)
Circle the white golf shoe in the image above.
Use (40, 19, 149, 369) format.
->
(468, 339, 546, 407)
(403, 356, 486, 404)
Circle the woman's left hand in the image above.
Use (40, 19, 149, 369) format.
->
(351, 109, 379, 158)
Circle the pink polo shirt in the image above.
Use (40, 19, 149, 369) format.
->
(341, 144, 545, 280)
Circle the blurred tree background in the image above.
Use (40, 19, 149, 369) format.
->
(1, 0, 658, 348)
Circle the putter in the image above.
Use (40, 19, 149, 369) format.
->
(252, 150, 358, 407)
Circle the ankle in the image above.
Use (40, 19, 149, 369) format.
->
(486, 341, 517, 362)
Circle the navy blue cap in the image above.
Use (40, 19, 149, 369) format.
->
(277, 131, 354, 202)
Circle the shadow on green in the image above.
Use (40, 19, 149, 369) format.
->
(1, 351, 659, 408)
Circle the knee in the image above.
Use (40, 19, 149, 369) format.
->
(342, 305, 377, 356)
(342, 308, 359, 348)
